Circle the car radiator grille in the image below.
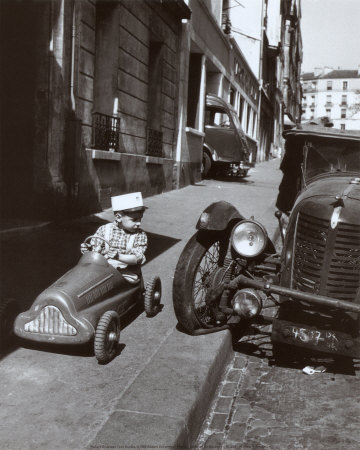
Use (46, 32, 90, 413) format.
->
(24, 305, 77, 336)
(293, 212, 360, 302)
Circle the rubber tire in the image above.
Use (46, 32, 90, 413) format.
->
(144, 276, 161, 317)
(0, 298, 19, 351)
(202, 151, 212, 177)
(238, 169, 248, 178)
(94, 311, 120, 364)
(173, 231, 228, 333)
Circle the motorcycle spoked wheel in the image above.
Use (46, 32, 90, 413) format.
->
(173, 230, 230, 334)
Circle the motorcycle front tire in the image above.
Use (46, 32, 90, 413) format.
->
(173, 230, 227, 334)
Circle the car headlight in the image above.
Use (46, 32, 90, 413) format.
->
(231, 220, 267, 257)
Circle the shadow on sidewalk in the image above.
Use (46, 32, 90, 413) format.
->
(0, 220, 179, 359)
(231, 323, 358, 376)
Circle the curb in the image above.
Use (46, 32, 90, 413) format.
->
(89, 328, 234, 448)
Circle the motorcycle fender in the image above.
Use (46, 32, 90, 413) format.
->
(196, 201, 244, 231)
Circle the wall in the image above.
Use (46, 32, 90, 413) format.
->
(0, 0, 74, 220)
(75, 0, 183, 213)
(302, 74, 360, 130)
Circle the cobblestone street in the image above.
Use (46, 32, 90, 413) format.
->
(197, 310, 360, 450)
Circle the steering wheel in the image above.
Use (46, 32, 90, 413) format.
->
(220, 120, 230, 127)
(83, 235, 111, 247)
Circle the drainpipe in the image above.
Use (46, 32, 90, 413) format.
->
(175, 20, 190, 189)
(198, 54, 206, 132)
(70, 0, 76, 111)
(256, 0, 265, 162)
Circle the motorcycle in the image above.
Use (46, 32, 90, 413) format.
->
(173, 122, 360, 360)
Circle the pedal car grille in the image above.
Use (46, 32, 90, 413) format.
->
(24, 305, 77, 336)
(293, 212, 360, 302)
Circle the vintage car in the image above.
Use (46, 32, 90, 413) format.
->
(173, 122, 360, 361)
(203, 94, 255, 178)
(14, 236, 162, 364)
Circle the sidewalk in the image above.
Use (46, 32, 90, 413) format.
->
(0, 159, 282, 449)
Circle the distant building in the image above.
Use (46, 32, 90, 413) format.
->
(301, 67, 360, 130)
(176, 0, 260, 188)
(225, 0, 302, 160)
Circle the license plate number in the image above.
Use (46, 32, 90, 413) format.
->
(289, 326, 340, 352)
(271, 319, 360, 357)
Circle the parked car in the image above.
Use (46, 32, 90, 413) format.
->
(13, 236, 162, 364)
(173, 122, 360, 361)
(203, 94, 255, 178)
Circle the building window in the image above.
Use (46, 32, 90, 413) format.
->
(147, 40, 164, 157)
(341, 109, 346, 119)
(92, 113, 120, 151)
(341, 124, 345, 130)
(326, 95, 332, 106)
(326, 108, 331, 118)
(246, 105, 251, 134)
(187, 53, 202, 129)
(343, 81, 348, 90)
(327, 81, 332, 90)
(229, 88, 235, 106)
(93, 1, 120, 151)
(341, 95, 347, 106)
(239, 96, 245, 124)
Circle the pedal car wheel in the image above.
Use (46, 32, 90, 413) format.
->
(144, 276, 161, 317)
(94, 311, 120, 364)
(173, 231, 228, 333)
(0, 298, 19, 351)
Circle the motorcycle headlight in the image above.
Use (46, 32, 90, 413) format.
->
(231, 220, 267, 258)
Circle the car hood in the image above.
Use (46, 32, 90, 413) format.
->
(295, 176, 360, 203)
(293, 176, 360, 224)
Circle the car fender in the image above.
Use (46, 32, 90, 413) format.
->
(196, 201, 244, 231)
(203, 142, 219, 162)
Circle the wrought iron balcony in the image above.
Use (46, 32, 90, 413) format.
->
(146, 128, 163, 157)
(92, 112, 120, 152)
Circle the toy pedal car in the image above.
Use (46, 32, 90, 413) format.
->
(14, 236, 162, 364)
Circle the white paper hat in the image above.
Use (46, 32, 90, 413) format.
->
(111, 192, 146, 212)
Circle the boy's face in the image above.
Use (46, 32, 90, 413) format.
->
(115, 210, 144, 233)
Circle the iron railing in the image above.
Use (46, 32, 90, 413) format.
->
(92, 112, 120, 151)
(146, 127, 163, 157)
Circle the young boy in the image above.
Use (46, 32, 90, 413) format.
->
(81, 192, 147, 283)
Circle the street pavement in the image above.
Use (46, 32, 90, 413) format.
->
(0, 159, 282, 449)
(197, 308, 360, 449)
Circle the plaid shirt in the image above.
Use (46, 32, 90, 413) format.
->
(90, 222, 147, 264)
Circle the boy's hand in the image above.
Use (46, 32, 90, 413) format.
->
(81, 243, 92, 254)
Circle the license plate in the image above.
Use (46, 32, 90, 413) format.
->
(272, 319, 360, 358)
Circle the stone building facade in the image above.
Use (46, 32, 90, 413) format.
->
(226, 0, 302, 159)
(302, 67, 360, 130)
(0, 0, 302, 221)
(176, 0, 259, 187)
(0, 0, 190, 220)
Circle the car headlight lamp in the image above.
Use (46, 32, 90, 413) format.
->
(231, 220, 267, 258)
